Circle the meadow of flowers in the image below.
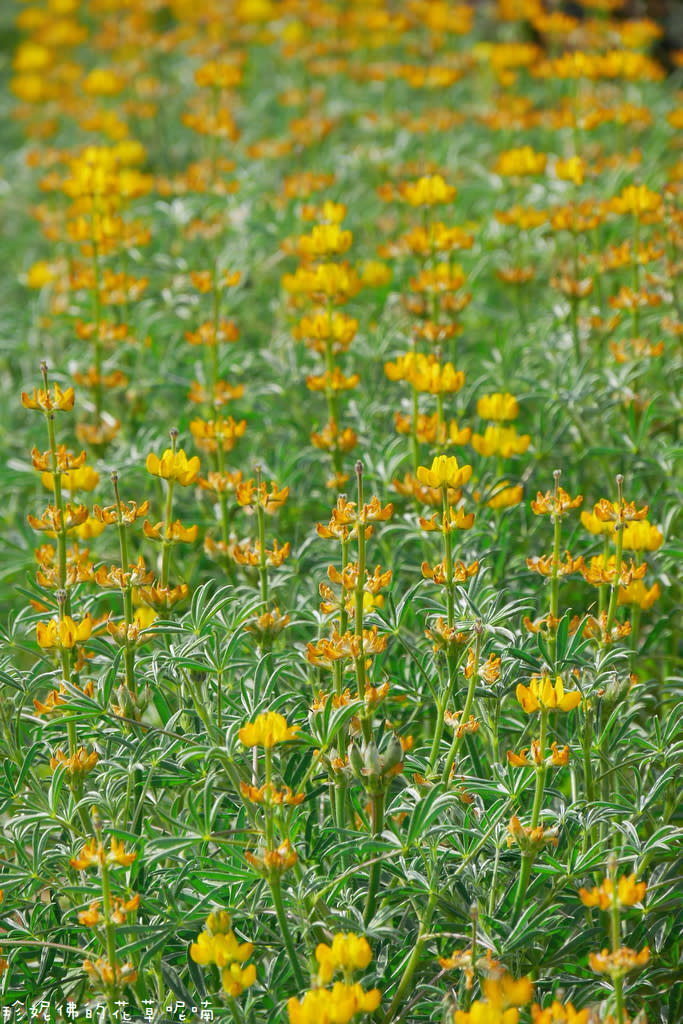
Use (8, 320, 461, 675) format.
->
(0, 0, 681, 1022)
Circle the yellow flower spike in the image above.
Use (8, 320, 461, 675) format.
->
(555, 156, 586, 186)
(471, 425, 530, 457)
(238, 711, 300, 748)
(477, 393, 519, 421)
(550, 742, 570, 766)
(222, 962, 257, 997)
(50, 747, 99, 775)
(589, 946, 649, 978)
(142, 519, 198, 543)
(580, 509, 614, 535)
(495, 146, 547, 177)
(145, 448, 200, 486)
(22, 382, 75, 413)
(580, 873, 646, 910)
(315, 933, 373, 984)
(41, 464, 100, 493)
(398, 174, 457, 206)
(516, 674, 581, 714)
(36, 614, 93, 650)
(617, 580, 660, 609)
(531, 1000, 590, 1024)
(416, 455, 472, 490)
(620, 520, 663, 551)
(507, 748, 531, 767)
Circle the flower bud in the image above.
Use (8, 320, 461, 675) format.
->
(348, 741, 364, 779)
(382, 733, 404, 776)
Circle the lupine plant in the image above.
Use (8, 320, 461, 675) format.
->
(0, 2, 681, 1024)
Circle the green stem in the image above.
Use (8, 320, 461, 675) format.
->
(548, 482, 562, 667)
(363, 789, 385, 924)
(269, 874, 305, 991)
(511, 709, 548, 918)
(442, 634, 480, 784)
(609, 859, 625, 1024)
(100, 859, 119, 995)
(256, 499, 268, 613)
(604, 515, 624, 639)
(354, 463, 367, 696)
(382, 887, 438, 1024)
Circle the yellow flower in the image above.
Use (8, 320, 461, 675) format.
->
(516, 674, 582, 714)
(298, 223, 352, 257)
(589, 946, 649, 978)
(22, 382, 75, 413)
(315, 933, 373, 985)
(239, 711, 300, 748)
(486, 483, 524, 509)
(41, 464, 100, 493)
(579, 873, 646, 910)
(288, 982, 381, 1024)
(531, 1000, 590, 1024)
(477, 393, 519, 421)
(36, 614, 93, 650)
(580, 510, 614, 535)
(617, 580, 660, 609)
(621, 520, 663, 551)
(555, 156, 586, 186)
(495, 146, 547, 176)
(471, 425, 530, 457)
(70, 837, 136, 871)
(532, 488, 582, 517)
(609, 184, 662, 218)
(143, 520, 198, 543)
(145, 449, 200, 485)
(398, 174, 456, 205)
(50, 747, 99, 776)
(416, 455, 472, 489)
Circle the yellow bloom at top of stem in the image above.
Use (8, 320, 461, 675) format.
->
(516, 674, 582, 714)
(531, 487, 582, 517)
(236, 479, 289, 512)
(238, 711, 300, 748)
(617, 579, 660, 609)
(50, 746, 99, 776)
(555, 156, 586, 186)
(620, 520, 663, 551)
(419, 506, 475, 533)
(454, 973, 533, 1024)
(593, 497, 648, 525)
(471, 425, 530, 457)
(579, 873, 646, 910)
(190, 914, 256, 998)
(298, 222, 352, 257)
(190, 927, 253, 969)
(416, 455, 472, 490)
(145, 448, 200, 485)
(22, 382, 75, 413)
(531, 1000, 590, 1024)
(36, 614, 93, 650)
(70, 836, 136, 870)
(495, 146, 547, 177)
(315, 933, 373, 985)
(588, 946, 650, 978)
(582, 508, 662, 550)
(288, 981, 381, 1024)
(41, 464, 100, 493)
(398, 173, 456, 205)
(609, 183, 662, 218)
(476, 392, 519, 421)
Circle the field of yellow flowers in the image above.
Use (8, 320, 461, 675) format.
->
(0, 0, 681, 1022)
